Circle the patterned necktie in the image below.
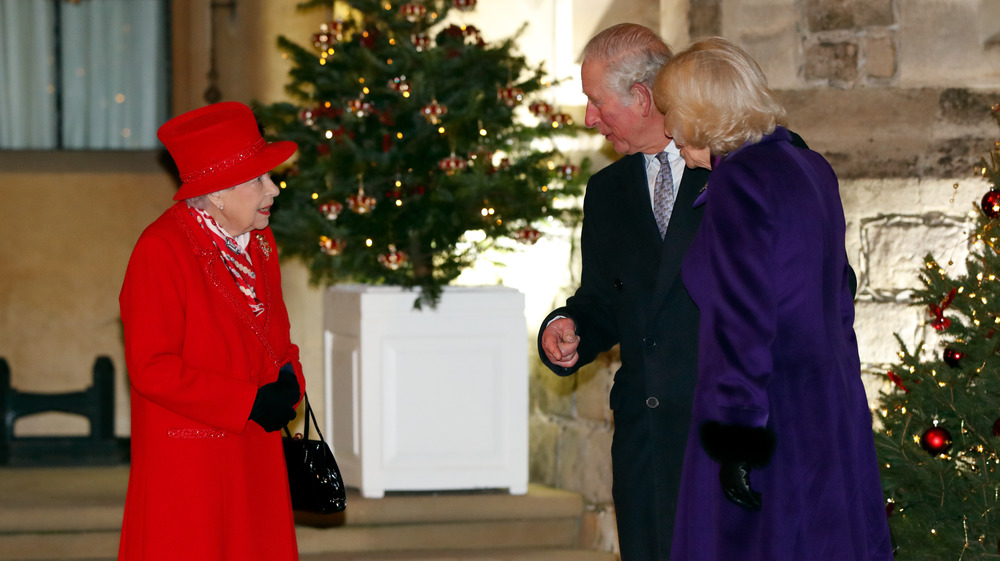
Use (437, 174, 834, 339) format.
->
(653, 151, 675, 239)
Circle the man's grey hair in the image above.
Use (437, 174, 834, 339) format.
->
(582, 23, 672, 103)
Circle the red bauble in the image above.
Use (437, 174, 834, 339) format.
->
(943, 347, 965, 368)
(930, 316, 951, 331)
(919, 426, 952, 455)
(983, 190, 1000, 219)
(992, 418, 1000, 437)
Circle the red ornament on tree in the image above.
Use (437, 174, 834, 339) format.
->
(420, 99, 447, 124)
(378, 245, 408, 270)
(311, 21, 344, 51)
(498, 85, 524, 107)
(512, 226, 541, 245)
(992, 418, 1000, 437)
(919, 426, 952, 455)
(410, 33, 432, 52)
(549, 113, 573, 128)
(438, 153, 468, 174)
(943, 347, 965, 368)
(318, 235, 346, 256)
(982, 190, 1000, 219)
(399, 3, 426, 21)
(388, 76, 410, 95)
(928, 288, 957, 331)
(348, 98, 375, 117)
(886, 371, 909, 393)
(347, 188, 377, 214)
(529, 101, 553, 117)
(558, 163, 579, 180)
(359, 28, 378, 49)
(319, 201, 343, 220)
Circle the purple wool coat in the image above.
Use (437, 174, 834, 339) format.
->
(670, 128, 893, 561)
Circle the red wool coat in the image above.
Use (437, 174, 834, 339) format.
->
(118, 202, 304, 561)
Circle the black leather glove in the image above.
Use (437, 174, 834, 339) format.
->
(249, 366, 299, 432)
(719, 460, 762, 511)
(699, 421, 776, 512)
(277, 362, 300, 403)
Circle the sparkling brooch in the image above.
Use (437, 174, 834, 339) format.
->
(256, 234, 272, 260)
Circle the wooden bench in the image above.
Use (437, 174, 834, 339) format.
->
(0, 356, 129, 466)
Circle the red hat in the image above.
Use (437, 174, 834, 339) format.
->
(157, 102, 297, 201)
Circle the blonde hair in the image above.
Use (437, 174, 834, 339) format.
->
(583, 23, 672, 104)
(653, 37, 786, 155)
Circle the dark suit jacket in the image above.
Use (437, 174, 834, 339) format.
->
(538, 152, 710, 561)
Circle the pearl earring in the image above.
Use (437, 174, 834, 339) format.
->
(218, 203, 224, 211)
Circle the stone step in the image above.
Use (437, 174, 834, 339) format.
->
(17, 548, 615, 561)
(0, 467, 613, 561)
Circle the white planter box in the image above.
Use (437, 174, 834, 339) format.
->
(322, 284, 529, 498)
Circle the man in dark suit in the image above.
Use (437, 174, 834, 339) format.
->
(537, 23, 707, 561)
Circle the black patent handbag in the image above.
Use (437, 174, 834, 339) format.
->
(282, 393, 347, 513)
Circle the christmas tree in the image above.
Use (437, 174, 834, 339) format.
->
(876, 103, 1000, 560)
(255, 0, 588, 308)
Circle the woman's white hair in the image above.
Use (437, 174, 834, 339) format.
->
(653, 37, 786, 155)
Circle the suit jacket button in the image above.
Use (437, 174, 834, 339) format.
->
(646, 397, 659, 408)
(613, 278, 623, 290)
(643, 337, 655, 348)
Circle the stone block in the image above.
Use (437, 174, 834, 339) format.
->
(778, 88, 1000, 179)
(574, 356, 616, 424)
(555, 423, 613, 504)
(863, 35, 896, 79)
(805, 40, 859, 83)
(898, 0, 999, 87)
(806, 0, 893, 31)
(857, 212, 970, 300)
(530, 356, 575, 418)
(854, 300, 943, 366)
(688, 0, 721, 39)
(720, 0, 802, 88)
(528, 415, 561, 485)
(579, 506, 620, 554)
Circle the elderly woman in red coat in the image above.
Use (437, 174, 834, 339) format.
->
(118, 102, 304, 560)
(653, 38, 893, 560)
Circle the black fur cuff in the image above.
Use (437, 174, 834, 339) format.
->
(699, 421, 776, 468)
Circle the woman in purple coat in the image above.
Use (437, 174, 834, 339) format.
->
(652, 38, 893, 561)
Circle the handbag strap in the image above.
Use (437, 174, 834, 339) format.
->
(282, 392, 327, 444)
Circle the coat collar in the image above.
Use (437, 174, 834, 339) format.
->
(168, 202, 281, 366)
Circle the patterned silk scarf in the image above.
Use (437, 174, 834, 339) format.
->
(189, 207, 265, 316)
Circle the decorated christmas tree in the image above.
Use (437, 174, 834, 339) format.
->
(256, 0, 587, 308)
(876, 103, 1000, 560)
